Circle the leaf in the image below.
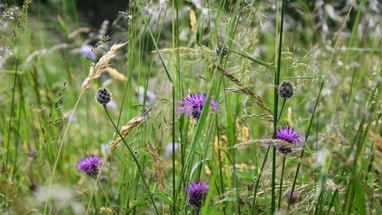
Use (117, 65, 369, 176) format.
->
(354, 177, 367, 215)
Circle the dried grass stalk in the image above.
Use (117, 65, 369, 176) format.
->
(146, 144, 165, 191)
(82, 42, 127, 90)
(104, 67, 127, 81)
(110, 110, 150, 150)
(214, 65, 273, 115)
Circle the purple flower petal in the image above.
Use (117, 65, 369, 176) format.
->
(177, 94, 218, 119)
(188, 182, 209, 209)
(80, 45, 97, 60)
(77, 155, 101, 177)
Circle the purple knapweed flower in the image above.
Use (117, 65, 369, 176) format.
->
(188, 182, 209, 209)
(178, 94, 218, 119)
(77, 155, 101, 177)
(289, 190, 298, 204)
(80, 45, 97, 60)
(29, 149, 37, 159)
(276, 126, 303, 154)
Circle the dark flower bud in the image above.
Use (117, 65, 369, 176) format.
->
(278, 81, 294, 100)
(216, 45, 228, 57)
(96, 87, 112, 105)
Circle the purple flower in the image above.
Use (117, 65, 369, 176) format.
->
(77, 155, 101, 177)
(178, 94, 218, 119)
(80, 45, 97, 60)
(107, 100, 117, 109)
(136, 86, 156, 105)
(276, 126, 303, 154)
(29, 149, 37, 159)
(188, 182, 209, 209)
(289, 190, 298, 204)
(165, 142, 179, 156)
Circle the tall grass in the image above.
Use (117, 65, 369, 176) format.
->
(1, 0, 382, 214)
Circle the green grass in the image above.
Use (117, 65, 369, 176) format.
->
(1, 0, 382, 214)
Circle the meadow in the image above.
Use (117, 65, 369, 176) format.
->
(1, 0, 381, 214)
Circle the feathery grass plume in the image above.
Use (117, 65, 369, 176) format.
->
(241, 126, 249, 143)
(82, 42, 127, 90)
(111, 110, 150, 150)
(214, 136, 226, 165)
(214, 65, 273, 115)
(153, 46, 219, 65)
(25, 43, 69, 63)
(146, 144, 164, 191)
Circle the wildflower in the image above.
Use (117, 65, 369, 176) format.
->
(29, 149, 37, 159)
(77, 155, 101, 177)
(188, 182, 209, 209)
(276, 126, 303, 154)
(165, 142, 179, 156)
(80, 45, 97, 61)
(277, 81, 294, 100)
(178, 94, 218, 119)
(96, 87, 112, 105)
(64, 109, 77, 124)
(107, 100, 117, 109)
(136, 86, 156, 105)
(289, 190, 298, 204)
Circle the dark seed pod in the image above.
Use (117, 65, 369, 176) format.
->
(216, 45, 228, 57)
(96, 87, 112, 105)
(278, 81, 294, 100)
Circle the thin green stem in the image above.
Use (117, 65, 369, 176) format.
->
(251, 145, 271, 214)
(288, 79, 325, 209)
(102, 106, 160, 215)
(278, 156, 286, 209)
(43, 89, 85, 215)
(272, 0, 286, 212)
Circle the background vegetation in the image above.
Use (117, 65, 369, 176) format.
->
(1, 0, 381, 214)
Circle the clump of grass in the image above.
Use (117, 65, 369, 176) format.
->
(1, 0, 382, 214)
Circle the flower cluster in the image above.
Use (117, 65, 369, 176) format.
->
(188, 182, 209, 209)
(77, 155, 101, 178)
(276, 126, 303, 154)
(178, 94, 218, 119)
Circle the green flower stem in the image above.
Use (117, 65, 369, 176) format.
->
(102, 105, 159, 215)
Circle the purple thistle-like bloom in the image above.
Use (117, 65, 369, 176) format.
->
(80, 45, 97, 60)
(77, 155, 101, 177)
(276, 126, 303, 154)
(289, 190, 298, 204)
(29, 149, 37, 159)
(178, 94, 218, 119)
(188, 182, 209, 209)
